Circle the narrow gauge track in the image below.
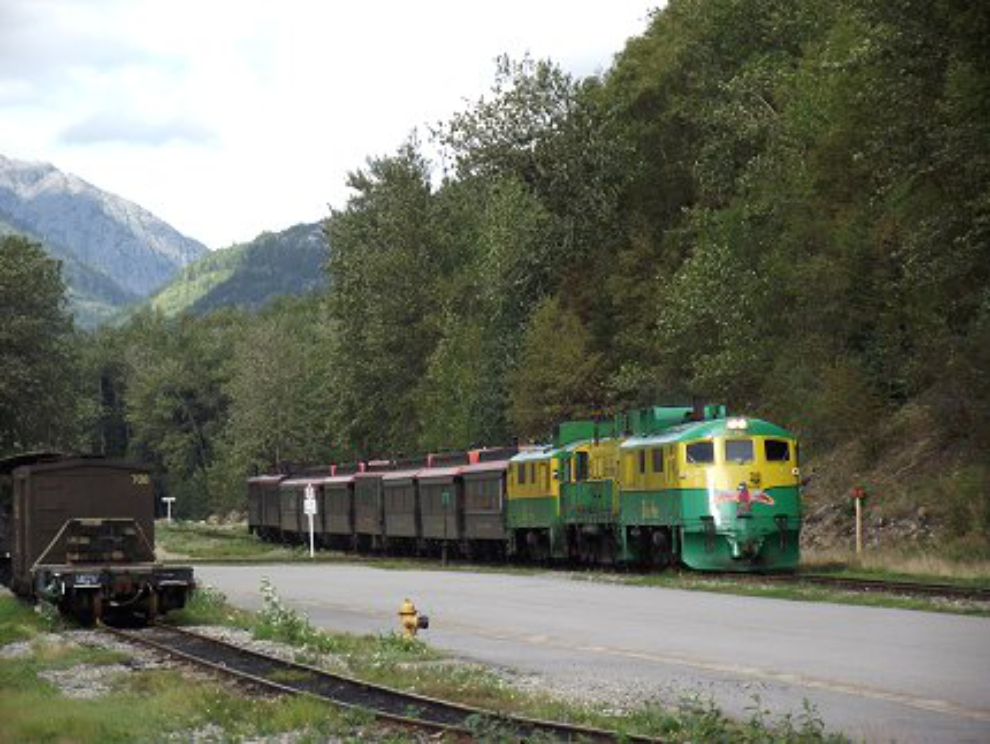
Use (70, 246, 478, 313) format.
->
(102, 623, 652, 743)
(704, 571, 990, 602)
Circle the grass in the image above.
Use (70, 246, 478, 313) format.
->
(620, 570, 990, 616)
(801, 547, 990, 584)
(0, 594, 417, 743)
(0, 593, 62, 646)
(157, 520, 311, 561)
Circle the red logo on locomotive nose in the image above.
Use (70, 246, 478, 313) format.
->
(713, 483, 775, 509)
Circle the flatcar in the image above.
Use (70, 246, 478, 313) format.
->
(0, 453, 194, 623)
(248, 405, 802, 572)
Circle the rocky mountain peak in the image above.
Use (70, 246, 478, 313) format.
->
(0, 154, 208, 297)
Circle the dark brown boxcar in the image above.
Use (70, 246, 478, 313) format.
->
(2, 455, 193, 623)
(321, 471, 357, 549)
(279, 478, 307, 542)
(382, 459, 426, 552)
(418, 466, 464, 549)
(353, 461, 393, 551)
(259, 475, 286, 540)
(461, 454, 512, 558)
(247, 474, 285, 536)
(10, 458, 155, 594)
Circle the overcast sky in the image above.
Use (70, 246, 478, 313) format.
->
(0, 0, 659, 249)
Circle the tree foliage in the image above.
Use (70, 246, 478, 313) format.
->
(0, 235, 78, 454)
(45, 0, 990, 519)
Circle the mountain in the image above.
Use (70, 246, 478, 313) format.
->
(148, 221, 327, 317)
(0, 154, 208, 326)
(0, 215, 139, 328)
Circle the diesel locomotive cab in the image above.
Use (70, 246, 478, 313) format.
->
(675, 418, 802, 571)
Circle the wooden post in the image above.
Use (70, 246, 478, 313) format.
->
(855, 497, 862, 555)
(852, 487, 865, 555)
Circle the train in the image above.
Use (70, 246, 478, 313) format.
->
(248, 405, 803, 572)
(0, 452, 195, 624)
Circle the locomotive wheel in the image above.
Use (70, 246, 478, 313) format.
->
(651, 529, 672, 568)
(145, 590, 160, 622)
(75, 591, 104, 626)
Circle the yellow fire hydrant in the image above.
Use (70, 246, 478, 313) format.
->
(398, 598, 429, 638)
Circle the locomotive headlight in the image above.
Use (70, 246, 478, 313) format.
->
(727, 418, 749, 430)
(74, 573, 101, 587)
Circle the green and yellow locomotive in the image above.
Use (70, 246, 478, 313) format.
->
(506, 406, 801, 571)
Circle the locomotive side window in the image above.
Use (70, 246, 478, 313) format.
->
(575, 451, 590, 481)
(765, 439, 791, 462)
(651, 448, 664, 473)
(686, 441, 715, 464)
(638, 450, 647, 475)
(516, 464, 526, 485)
(725, 439, 754, 464)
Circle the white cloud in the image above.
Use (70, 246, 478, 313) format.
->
(61, 112, 216, 147)
(0, 0, 660, 247)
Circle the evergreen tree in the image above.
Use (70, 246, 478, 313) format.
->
(0, 235, 77, 454)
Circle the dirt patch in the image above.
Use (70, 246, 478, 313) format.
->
(800, 401, 982, 556)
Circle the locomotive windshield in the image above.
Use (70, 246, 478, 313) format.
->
(725, 439, 754, 464)
(685, 441, 715, 464)
(765, 439, 791, 461)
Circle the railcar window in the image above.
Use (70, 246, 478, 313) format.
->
(529, 463, 536, 485)
(686, 441, 715, 464)
(575, 452, 590, 481)
(516, 464, 526, 485)
(651, 448, 663, 473)
(638, 450, 647, 475)
(765, 439, 790, 461)
(725, 439, 754, 464)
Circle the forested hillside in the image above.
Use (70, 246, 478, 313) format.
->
(148, 222, 326, 317)
(0, 218, 139, 328)
(3, 0, 987, 556)
(0, 154, 207, 322)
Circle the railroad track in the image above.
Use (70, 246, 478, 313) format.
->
(102, 623, 652, 742)
(704, 571, 990, 601)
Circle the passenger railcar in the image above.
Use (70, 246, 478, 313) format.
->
(353, 461, 394, 551)
(0, 453, 194, 623)
(461, 448, 514, 559)
(322, 464, 359, 550)
(248, 474, 287, 541)
(417, 452, 468, 556)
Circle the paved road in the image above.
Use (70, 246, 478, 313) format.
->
(196, 564, 990, 743)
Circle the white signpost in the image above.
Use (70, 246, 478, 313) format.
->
(162, 497, 176, 523)
(304, 484, 317, 558)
